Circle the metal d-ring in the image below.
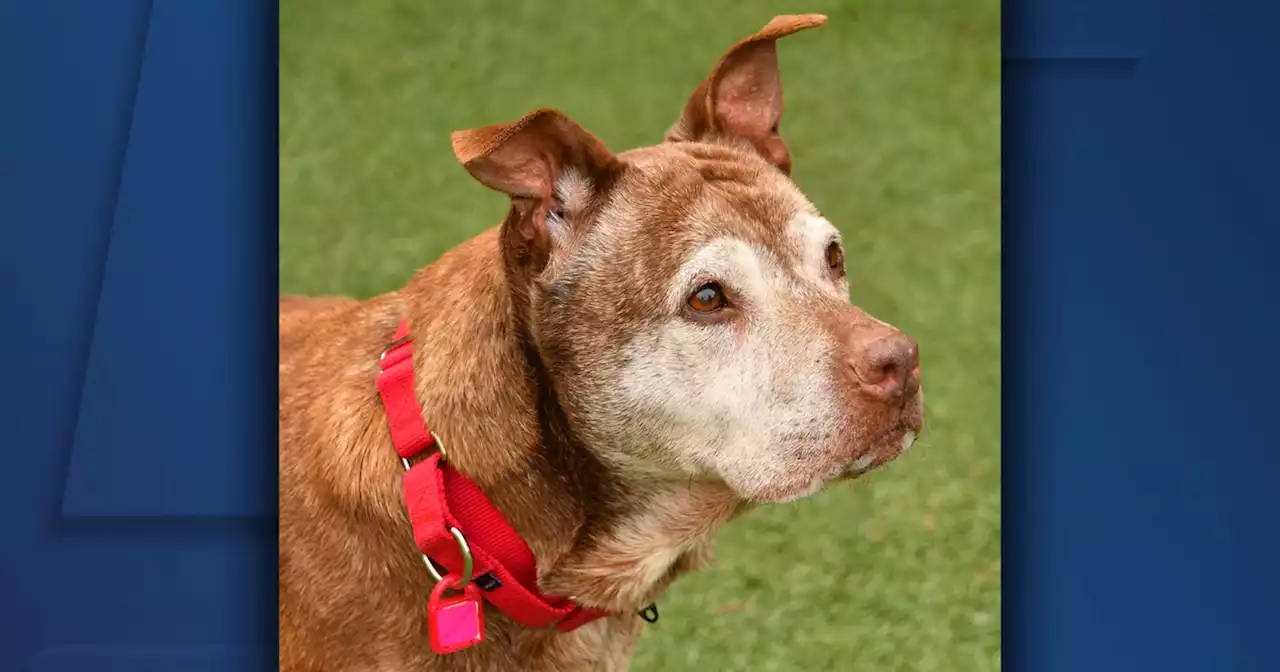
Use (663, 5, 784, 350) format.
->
(399, 431, 448, 471)
(638, 603, 659, 623)
(420, 526, 474, 589)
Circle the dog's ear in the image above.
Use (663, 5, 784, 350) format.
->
(666, 14, 826, 175)
(452, 109, 616, 262)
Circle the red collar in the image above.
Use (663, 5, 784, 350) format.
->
(375, 319, 610, 636)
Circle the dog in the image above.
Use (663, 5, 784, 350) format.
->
(279, 14, 923, 671)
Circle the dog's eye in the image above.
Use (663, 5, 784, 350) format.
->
(825, 241, 846, 277)
(687, 283, 726, 313)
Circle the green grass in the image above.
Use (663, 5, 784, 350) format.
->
(281, 1, 1000, 670)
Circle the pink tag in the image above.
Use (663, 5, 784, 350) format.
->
(427, 578, 486, 655)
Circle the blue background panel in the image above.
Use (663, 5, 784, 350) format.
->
(60, 0, 276, 519)
(1005, 1, 1280, 671)
(1, 0, 1278, 670)
(1, 1, 277, 670)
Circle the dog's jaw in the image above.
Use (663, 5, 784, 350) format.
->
(539, 479, 741, 613)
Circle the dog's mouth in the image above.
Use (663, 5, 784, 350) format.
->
(740, 418, 921, 503)
(839, 420, 920, 479)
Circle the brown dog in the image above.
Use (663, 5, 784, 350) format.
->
(279, 14, 923, 671)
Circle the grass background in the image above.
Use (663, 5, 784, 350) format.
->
(281, 1, 1000, 670)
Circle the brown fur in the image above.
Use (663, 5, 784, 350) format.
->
(280, 14, 923, 671)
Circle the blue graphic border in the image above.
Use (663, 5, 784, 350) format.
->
(3, 1, 1278, 669)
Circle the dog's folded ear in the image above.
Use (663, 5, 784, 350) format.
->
(452, 109, 617, 261)
(452, 109, 615, 201)
(666, 14, 826, 175)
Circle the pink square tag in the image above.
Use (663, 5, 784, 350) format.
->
(428, 594, 486, 654)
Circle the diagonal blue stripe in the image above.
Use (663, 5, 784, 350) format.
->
(52, 0, 157, 525)
(58, 0, 278, 519)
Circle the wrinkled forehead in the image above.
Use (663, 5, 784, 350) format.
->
(599, 143, 826, 271)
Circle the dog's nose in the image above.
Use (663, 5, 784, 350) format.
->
(851, 333, 920, 403)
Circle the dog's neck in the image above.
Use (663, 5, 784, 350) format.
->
(366, 227, 742, 615)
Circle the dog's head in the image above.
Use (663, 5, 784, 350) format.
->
(452, 14, 923, 503)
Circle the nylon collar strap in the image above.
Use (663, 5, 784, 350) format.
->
(376, 319, 609, 632)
